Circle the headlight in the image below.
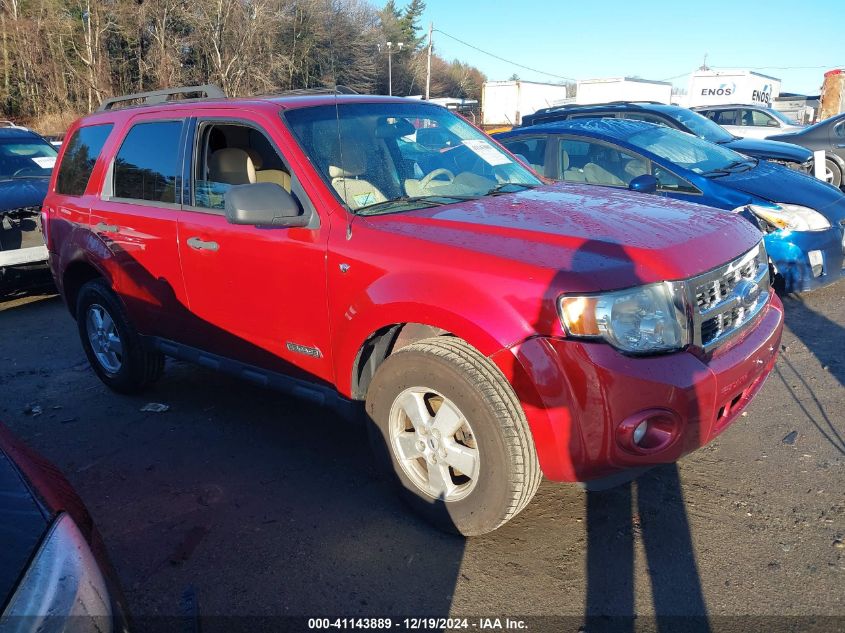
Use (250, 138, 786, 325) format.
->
(744, 203, 831, 232)
(558, 282, 687, 354)
(3, 512, 113, 631)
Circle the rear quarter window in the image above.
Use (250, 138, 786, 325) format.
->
(55, 124, 113, 196)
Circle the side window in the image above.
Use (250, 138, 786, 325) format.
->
(501, 137, 548, 174)
(750, 110, 777, 127)
(113, 121, 183, 203)
(55, 124, 113, 196)
(559, 138, 648, 187)
(653, 164, 699, 194)
(193, 122, 292, 211)
(709, 110, 737, 125)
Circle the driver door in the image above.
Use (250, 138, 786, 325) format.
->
(175, 109, 334, 386)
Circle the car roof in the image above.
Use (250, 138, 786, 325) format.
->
(76, 93, 429, 126)
(0, 127, 41, 140)
(529, 102, 685, 118)
(502, 117, 658, 142)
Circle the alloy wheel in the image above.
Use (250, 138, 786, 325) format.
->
(388, 387, 480, 502)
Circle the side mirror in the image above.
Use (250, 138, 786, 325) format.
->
(628, 174, 658, 194)
(766, 119, 780, 127)
(225, 182, 308, 227)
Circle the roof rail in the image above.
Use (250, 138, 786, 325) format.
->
(97, 85, 226, 112)
(274, 85, 358, 96)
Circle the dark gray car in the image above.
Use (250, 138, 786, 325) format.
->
(768, 113, 845, 188)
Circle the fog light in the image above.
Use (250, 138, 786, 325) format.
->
(808, 250, 823, 277)
(632, 420, 648, 445)
(616, 409, 680, 455)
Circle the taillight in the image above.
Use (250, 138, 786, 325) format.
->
(41, 206, 51, 250)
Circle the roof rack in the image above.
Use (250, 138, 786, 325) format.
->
(274, 85, 358, 96)
(97, 85, 226, 112)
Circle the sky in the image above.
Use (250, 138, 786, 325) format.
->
(379, 0, 843, 95)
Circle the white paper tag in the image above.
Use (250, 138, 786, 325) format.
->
(32, 156, 56, 169)
(462, 140, 510, 166)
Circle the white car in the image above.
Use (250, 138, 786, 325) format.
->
(693, 105, 804, 139)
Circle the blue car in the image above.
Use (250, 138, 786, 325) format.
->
(495, 119, 845, 293)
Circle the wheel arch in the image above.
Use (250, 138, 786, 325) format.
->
(62, 259, 110, 318)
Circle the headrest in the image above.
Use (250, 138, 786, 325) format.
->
(561, 149, 570, 171)
(245, 149, 264, 170)
(375, 117, 415, 139)
(209, 148, 255, 185)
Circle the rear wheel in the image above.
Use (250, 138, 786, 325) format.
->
(366, 336, 541, 535)
(76, 279, 164, 393)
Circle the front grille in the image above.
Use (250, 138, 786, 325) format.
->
(689, 242, 770, 351)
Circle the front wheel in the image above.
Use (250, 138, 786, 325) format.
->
(76, 278, 164, 393)
(365, 337, 541, 535)
(825, 157, 842, 189)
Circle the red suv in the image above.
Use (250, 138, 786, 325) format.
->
(43, 87, 784, 535)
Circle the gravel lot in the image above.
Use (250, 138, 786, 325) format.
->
(1, 271, 843, 631)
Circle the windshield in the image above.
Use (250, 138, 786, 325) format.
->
(768, 109, 801, 126)
(625, 125, 753, 176)
(0, 138, 57, 180)
(668, 108, 734, 143)
(284, 102, 540, 214)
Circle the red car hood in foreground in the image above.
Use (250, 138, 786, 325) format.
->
(366, 182, 763, 293)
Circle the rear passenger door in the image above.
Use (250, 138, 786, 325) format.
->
(93, 114, 189, 340)
(176, 112, 334, 386)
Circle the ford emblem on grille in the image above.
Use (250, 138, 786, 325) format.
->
(735, 279, 760, 309)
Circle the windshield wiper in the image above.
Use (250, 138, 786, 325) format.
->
(355, 194, 474, 216)
(485, 182, 538, 196)
(702, 158, 758, 178)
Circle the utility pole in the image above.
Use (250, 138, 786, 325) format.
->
(425, 22, 433, 100)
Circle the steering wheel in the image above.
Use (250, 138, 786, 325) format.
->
(12, 168, 35, 177)
(419, 168, 456, 190)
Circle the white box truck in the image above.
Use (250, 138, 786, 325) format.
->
(686, 70, 781, 107)
(481, 80, 570, 128)
(575, 77, 672, 105)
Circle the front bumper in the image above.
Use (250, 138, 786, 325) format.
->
(491, 295, 784, 482)
(765, 225, 845, 293)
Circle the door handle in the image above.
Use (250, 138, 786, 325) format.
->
(187, 236, 219, 252)
(94, 222, 120, 233)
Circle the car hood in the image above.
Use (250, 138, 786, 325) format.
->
(0, 444, 49, 607)
(723, 137, 812, 163)
(365, 183, 763, 292)
(0, 178, 48, 213)
(715, 160, 845, 214)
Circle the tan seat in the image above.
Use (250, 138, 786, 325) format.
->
(209, 148, 256, 185)
(583, 162, 625, 186)
(561, 149, 586, 182)
(256, 169, 292, 192)
(243, 149, 292, 192)
(327, 141, 387, 210)
(624, 158, 649, 180)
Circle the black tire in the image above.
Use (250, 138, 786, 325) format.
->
(365, 336, 541, 536)
(825, 157, 842, 189)
(76, 278, 164, 394)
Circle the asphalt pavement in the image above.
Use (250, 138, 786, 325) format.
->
(1, 272, 842, 632)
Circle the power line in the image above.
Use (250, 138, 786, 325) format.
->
(433, 28, 576, 82)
